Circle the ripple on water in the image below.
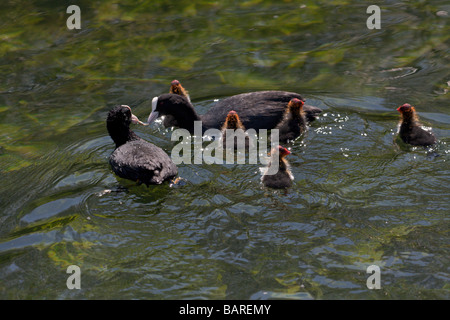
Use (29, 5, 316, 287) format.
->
(1, 92, 448, 300)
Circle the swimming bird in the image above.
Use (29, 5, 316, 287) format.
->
(146, 91, 322, 134)
(169, 79, 191, 103)
(162, 80, 191, 128)
(107, 105, 177, 186)
(396, 103, 436, 147)
(274, 98, 308, 143)
(261, 145, 294, 189)
(220, 110, 251, 150)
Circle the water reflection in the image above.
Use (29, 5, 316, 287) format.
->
(0, 0, 449, 299)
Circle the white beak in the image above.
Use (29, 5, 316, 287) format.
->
(146, 96, 159, 124)
(147, 111, 159, 124)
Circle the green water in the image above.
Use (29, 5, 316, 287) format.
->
(0, 0, 449, 299)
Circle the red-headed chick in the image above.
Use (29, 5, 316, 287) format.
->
(261, 145, 293, 189)
(397, 103, 436, 147)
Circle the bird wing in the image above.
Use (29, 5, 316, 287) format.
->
(110, 140, 177, 185)
(408, 126, 436, 146)
(204, 91, 320, 130)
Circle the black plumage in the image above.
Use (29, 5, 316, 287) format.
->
(164, 79, 191, 127)
(261, 146, 294, 189)
(147, 91, 321, 133)
(107, 105, 177, 186)
(274, 98, 307, 143)
(397, 104, 436, 147)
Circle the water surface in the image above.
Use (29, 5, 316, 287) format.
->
(0, 0, 449, 299)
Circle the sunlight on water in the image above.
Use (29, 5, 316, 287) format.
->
(0, 0, 449, 300)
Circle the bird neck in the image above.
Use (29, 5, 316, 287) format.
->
(283, 107, 306, 124)
(268, 155, 289, 172)
(279, 157, 289, 171)
(178, 108, 202, 134)
(292, 109, 306, 122)
(401, 112, 419, 127)
(108, 124, 140, 148)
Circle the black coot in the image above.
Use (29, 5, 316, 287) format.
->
(274, 98, 307, 143)
(107, 105, 177, 186)
(397, 103, 436, 147)
(147, 91, 322, 133)
(261, 146, 294, 189)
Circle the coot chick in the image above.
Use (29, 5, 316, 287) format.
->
(397, 103, 436, 147)
(147, 91, 321, 133)
(169, 79, 191, 103)
(163, 80, 191, 128)
(261, 146, 294, 189)
(107, 105, 177, 186)
(220, 110, 251, 150)
(274, 98, 307, 142)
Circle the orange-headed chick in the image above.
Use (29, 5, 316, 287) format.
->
(274, 98, 307, 143)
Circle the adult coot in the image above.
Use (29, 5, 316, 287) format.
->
(397, 103, 436, 147)
(147, 91, 322, 133)
(261, 145, 294, 189)
(274, 98, 308, 143)
(107, 105, 178, 186)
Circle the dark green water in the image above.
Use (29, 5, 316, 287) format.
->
(0, 0, 449, 299)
